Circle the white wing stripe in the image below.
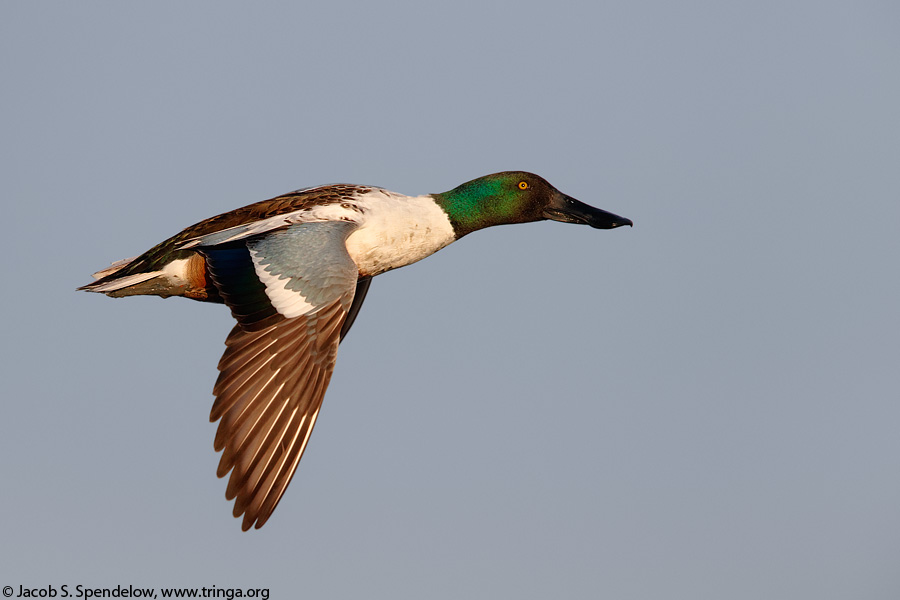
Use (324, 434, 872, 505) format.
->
(248, 247, 317, 318)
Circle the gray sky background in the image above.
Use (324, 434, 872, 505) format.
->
(3, 1, 899, 598)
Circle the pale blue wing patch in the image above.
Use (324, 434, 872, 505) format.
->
(247, 222, 359, 318)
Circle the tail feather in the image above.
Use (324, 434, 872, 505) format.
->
(90, 256, 138, 280)
(79, 253, 214, 301)
(79, 270, 164, 294)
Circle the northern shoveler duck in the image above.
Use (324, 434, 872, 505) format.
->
(80, 171, 632, 530)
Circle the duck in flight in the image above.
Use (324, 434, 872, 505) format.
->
(80, 171, 632, 530)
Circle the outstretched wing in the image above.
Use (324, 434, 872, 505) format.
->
(198, 221, 359, 530)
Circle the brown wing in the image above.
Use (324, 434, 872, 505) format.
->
(199, 221, 361, 530)
(211, 300, 348, 530)
(92, 183, 373, 283)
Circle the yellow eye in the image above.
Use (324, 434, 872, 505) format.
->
(518, 181, 529, 190)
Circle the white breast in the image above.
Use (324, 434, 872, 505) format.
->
(345, 191, 456, 276)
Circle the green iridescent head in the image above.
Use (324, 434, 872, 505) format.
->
(432, 171, 632, 237)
